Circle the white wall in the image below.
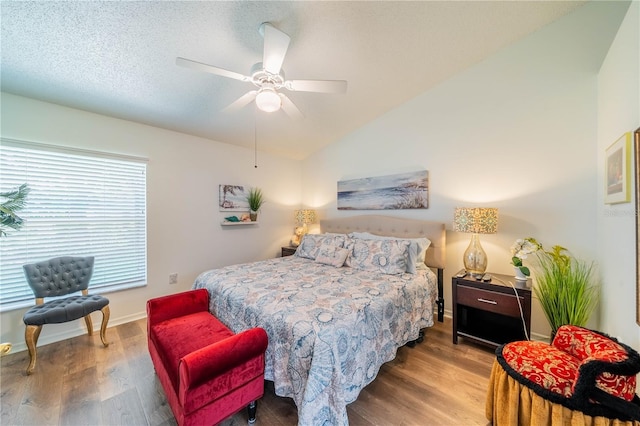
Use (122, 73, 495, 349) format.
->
(597, 1, 640, 349)
(0, 92, 302, 351)
(301, 1, 629, 341)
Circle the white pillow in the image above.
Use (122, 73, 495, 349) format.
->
(295, 233, 347, 260)
(347, 232, 431, 274)
(315, 243, 350, 268)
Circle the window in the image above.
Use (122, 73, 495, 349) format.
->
(0, 139, 147, 310)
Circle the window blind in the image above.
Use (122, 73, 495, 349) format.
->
(0, 140, 147, 309)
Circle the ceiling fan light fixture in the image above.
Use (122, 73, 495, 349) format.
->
(255, 87, 281, 112)
(177, 23, 347, 119)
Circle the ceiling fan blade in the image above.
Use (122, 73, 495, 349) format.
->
(223, 91, 258, 113)
(279, 93, 304, 120)
(285, 79, 348, 94)
(176, 57, 251, 82)
(261, 23, 290, 75)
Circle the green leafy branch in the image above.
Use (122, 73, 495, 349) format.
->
(0, 183, 30, 237)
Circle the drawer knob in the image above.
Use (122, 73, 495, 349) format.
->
(477, 298, 498, 305)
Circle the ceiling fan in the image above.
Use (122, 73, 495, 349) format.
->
(176, 22, 347, 119)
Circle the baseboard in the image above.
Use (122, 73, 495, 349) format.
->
(530, 331, 551, 342)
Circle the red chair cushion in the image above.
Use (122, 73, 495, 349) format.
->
(150, 311, 234, 393)
(502, 340, 580, 397)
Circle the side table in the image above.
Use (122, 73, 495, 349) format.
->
(452, 271, 531, 348)
(281, 246, 297, 257)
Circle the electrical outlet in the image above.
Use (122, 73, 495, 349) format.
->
(169, 273, 178, 285)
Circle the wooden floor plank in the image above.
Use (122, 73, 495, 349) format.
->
(101, 387, 148, 425)
(0, 316, 496, 425)
(134, 372, 176, 426)
(13, 343, 64, 425)
(60, 365, 102, 426)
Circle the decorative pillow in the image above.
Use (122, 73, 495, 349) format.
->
(295, 233, 347, 260)
(347, 232, 431, 274)
(345, 238, 410, 275)
(501, 340, 579, 397)
(315, 243, 350, 268)
(553, 325, 638, 402)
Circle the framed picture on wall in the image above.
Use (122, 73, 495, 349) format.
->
(337, 170, 429, 210)
(605, 132, 632, 204)
(634, 128, 639, 326)
(219, 185, 249, 211)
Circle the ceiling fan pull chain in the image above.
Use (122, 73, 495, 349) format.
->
(254, 112, 258, 169)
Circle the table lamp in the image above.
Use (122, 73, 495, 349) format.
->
(453, 207, 498, 277)
(292, 209, 317, 246)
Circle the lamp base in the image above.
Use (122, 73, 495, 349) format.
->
(463, 234, 488, 277)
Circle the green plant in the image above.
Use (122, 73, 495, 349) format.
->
(533, 244, 599, 336)
(246, 187, 264, 212)
(0, 183, 30, 237)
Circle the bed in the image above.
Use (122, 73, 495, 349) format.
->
(192, 215, 446, 425)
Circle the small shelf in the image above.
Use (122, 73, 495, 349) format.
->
(220, 221, 258, 226)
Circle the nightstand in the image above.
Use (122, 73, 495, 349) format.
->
(281, 246, 297, 257)
(452, 271, 531, 348)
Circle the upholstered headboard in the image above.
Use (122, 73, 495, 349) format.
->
(320, 215, 446, 269)
(320, 215, 446, 322)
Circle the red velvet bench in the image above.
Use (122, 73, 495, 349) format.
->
(147, 289, 268, 426)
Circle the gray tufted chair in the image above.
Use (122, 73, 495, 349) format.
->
(22, 256, 110, 375)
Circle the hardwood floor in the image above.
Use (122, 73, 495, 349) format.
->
(1, 316, 496, 425)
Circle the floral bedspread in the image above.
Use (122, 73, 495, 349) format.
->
(193, 256, 437, 426)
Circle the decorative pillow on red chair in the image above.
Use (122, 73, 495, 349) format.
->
(552, 325, 637, 402)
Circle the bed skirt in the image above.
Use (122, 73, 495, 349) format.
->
(485, 360, 639, 426)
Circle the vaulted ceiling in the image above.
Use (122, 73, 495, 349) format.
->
(1, 1, 589, 159)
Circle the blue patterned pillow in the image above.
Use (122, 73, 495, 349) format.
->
(315, 243, 350, 267)
(348, 232, 430, 274)
(345, 238, 410, 275)
(295, 233, 347, 260)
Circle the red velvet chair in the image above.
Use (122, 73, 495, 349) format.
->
(147, 289, 268, 426)
(487, 325, 640, 425)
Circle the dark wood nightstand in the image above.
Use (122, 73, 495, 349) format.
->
(281, 246, 297, 257)
(452, 271, 531, 348)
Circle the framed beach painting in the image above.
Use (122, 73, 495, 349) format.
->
(219, 184, 249, 211)
(605, 132, 632, 204)
(337, 170, 429, 210)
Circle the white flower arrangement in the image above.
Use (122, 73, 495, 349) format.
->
(510, 237, 542, 276)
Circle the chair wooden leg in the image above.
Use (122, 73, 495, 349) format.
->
(84, 313, 94, 336)
(99, 305, 110, 347)
(25, 325, 42, 375)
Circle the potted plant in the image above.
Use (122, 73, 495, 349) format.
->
(512, 237, 599, 339)
(246, 187, 264, 221)
(535, 245, 599, 339)
(511, 237, 542, 280)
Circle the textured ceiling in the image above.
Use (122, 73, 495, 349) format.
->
(1, 1, 587, 159)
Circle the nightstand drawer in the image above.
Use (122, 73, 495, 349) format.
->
(457, 285, 522, 318)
